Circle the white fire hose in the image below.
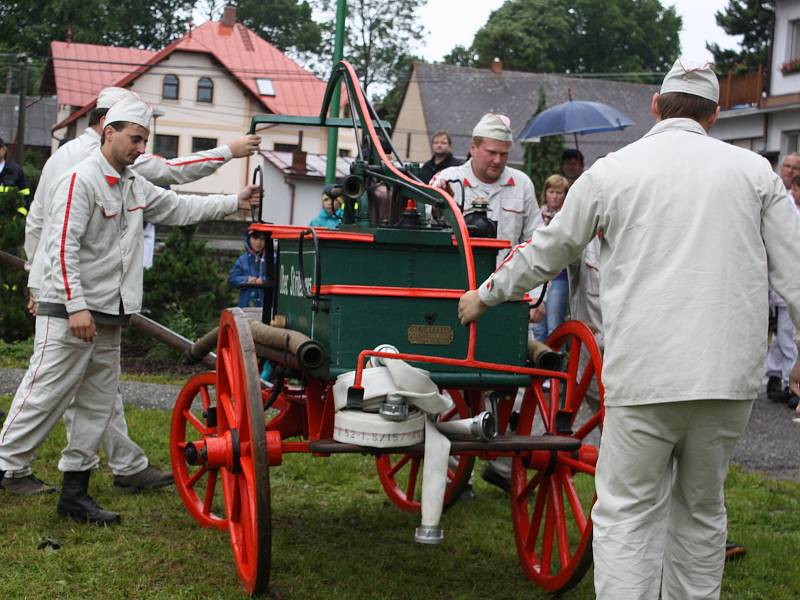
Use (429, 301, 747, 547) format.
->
(332, 345, 495, 545)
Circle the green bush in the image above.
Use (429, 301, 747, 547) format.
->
(0, 189, 34, 341)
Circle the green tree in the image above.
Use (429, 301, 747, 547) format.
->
(0, 0, 194, 58)
(198, 0, 322, 54)
(442, 45, 476, 67)
(450, 0, 680, 76)
(0, 190, 34, 341)
(524, 87, 564, 196)
(707, 1, 774, 74)
(375, 53, 420, 126)
(315, 0, 426, 96)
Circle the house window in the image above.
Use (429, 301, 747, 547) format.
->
(192, 137, 217, 153)
(163, 74, 179, 100)
(785, 130, 800, 155)
(154, 134, 179, 158)
(338, 148, 352, 157)
(273, 143, 298, 152)
(727, 137, 764, 153)
(256, 78, 275, 96)
(791, 20, 800, 60)
(197, 77, 213, 103)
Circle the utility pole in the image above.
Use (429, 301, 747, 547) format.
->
(15, 54, 28, 164)
(325, 0, 346, 184)
(5, 66, 12, 94)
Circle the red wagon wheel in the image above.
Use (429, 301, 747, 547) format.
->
(511, 320, 603, 593)
(375, 389, 474, 512)
(216, 308, 271, 596)
(170, 371, 227, 530)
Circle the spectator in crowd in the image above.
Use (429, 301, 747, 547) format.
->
(458, 58, 800, 598)
(532, 175, 571, 342)
(229, 230, 268, 308)
(766, 154, 800, 406)
(0, 95, 261, 524)
(0, 137, 30, 200)
(560, 148, 584, 186)
(420, 131, 462, 183)
(309, 185, 341, 228)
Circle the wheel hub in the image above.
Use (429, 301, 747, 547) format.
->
(183, 428, 241, 472)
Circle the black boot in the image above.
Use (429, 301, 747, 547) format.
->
(56, 471, 121, 526)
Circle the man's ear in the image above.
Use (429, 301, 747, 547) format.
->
(706, 106, 721, 130)
(650, 93, 661, 121)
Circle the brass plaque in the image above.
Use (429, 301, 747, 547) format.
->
(407, 324, 454, 345)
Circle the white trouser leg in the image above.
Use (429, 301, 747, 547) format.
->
(661, 400, 753, 600)
(592, 400, 753, 600)
(99, 395, 148, 476)
(592, 405, 674, 600)
(57, 323, 121, 472)
(766, 306, 798, 386)
(0, 317, 94, 476)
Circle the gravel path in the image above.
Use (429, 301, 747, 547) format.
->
(1, 367, 798, 480)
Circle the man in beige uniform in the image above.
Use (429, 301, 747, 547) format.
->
(0, 96, 260, 524)
(459, 59, 800, 598)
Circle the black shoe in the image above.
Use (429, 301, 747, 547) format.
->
(57, 471, 121, 526)
(788, 389, 799, 410)
(767, 376, 785, 401)
(725, 541, 747, 562)
(481, 465, 511, 494)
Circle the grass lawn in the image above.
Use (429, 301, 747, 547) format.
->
(1, 393, 799, 599)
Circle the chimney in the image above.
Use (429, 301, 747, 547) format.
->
(490, 57, 503, 74)
(291, 150, 307, 174)
(222, 5, 236, 27)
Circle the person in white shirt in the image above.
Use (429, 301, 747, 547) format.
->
(458, 59, 800, 599)
(4, 87, 260, 497)
(0, 96, 261, 524)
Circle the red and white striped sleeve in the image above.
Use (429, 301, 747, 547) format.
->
(131, 144, 233, 186)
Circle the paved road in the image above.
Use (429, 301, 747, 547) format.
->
(1, 367, 798, 480)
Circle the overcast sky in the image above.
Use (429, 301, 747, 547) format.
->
(415, 0, 741, 64)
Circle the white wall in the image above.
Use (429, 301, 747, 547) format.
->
(770, 0, 800, 96)
(711, 111, 764, 145)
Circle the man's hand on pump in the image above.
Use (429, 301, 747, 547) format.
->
(458, 290, 488, 325)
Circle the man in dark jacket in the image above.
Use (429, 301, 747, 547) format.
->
(0, 137, 30, 200)
(229, 230, 268, 307)
(419, 131, 462, 183)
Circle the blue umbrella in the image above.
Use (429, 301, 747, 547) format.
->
(519, 100, 635, 149)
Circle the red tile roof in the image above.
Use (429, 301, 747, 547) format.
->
(51, 19, 328, 130)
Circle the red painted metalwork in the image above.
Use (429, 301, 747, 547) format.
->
(266, 431, 283, 466)
(170, 372, 227, 531)
(315, 285, 466, 299)
(510, 320, 604, 593)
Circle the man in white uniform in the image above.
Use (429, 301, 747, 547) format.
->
(5, 87, 260, 496)
(432, 114, 541, 493)
(0, 96, 261, 524)
(458, 59, 800, 598)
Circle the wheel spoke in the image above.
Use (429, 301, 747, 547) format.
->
(550, 474, 571, 569)
(561, 467, 588, 532)
(573, 361, 595, 411)
(533, 385, 552, 432)
(558, 454, 596, 476)
(526, 477, 549, 553)
(184, 409, 208, 436)
(540, 487, 556, 576)
(405, 458, 421, 499)
(200, 384, 212, 412)
(230, 474, 242, 522)
(203, 469, 219, 516)
(573, 411, 602, 440)
(187, 465, 208, 488)
(388, 454, 412, 478)
(515, 469, 543, 503)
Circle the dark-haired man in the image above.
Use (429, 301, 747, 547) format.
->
(0, 95, 261, 524)
(459, 58, 800, 598)
(419, 131, 462, 183)
(560, 148, 584, 186)
(7, 87, 260, 497)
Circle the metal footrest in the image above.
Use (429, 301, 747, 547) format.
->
(308, 434, 580, 456)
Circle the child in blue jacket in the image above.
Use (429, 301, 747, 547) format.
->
(228, 230, 268, 308)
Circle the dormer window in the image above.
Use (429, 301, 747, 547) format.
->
(163, 74, 179, 100)
(256, 78, 275, 96)
(197, 77, 213, 103)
